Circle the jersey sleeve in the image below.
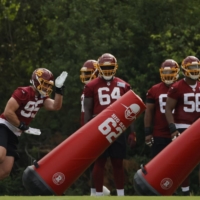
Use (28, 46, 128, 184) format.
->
(146, 87, 155, 104)
(12, 87, 29, 105)
(84, 84, 93, 98)
(167, 85, 179, 99)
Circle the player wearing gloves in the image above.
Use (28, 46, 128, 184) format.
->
(80, 59, 98, 126)
(80, 59, 110, 196)
(84, 53, 135, 196)
(0, 68, 67, 180)
(165, 56, 200, 196)
(144, 59, 180, 156)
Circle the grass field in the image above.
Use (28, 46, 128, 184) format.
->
(1, 196, 199, 200)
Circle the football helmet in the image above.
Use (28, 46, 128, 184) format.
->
(181, 56, 200, 80)
(159, 59, 180, 85)
(80, 60, 98, 84)
(97, 53, 118, 80)
(30, 68, 54, 97)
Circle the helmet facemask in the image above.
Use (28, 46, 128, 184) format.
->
(181, 56, 200, 80)
(80, 68, 97, 84)
(160, 67, 180, 85)
(35, 77, 54, 97)
(97, 53, 118, 81)
(182, 64, 200, 80)
(99, 65, 117, 80)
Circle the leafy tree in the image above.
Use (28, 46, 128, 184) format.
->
(0, 0, 200, 195)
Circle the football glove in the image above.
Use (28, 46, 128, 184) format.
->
(24, 127, 41, 135)
(55, 71, 68, 88)
(145, 136, 154, 147)
(18, 121, 29, 131)
(172, 132, 180, 141)
(55, 71, 68, 95)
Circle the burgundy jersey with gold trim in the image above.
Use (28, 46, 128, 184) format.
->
(167, 79, 200, 126)
(84, 77, 131, 115)
(0, 86, 48, 125)
(146, 82, 171, 138)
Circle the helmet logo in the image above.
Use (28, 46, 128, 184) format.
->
(122, 103, 141, 121)
(35, 69, 43, 77)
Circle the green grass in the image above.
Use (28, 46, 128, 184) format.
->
(1, 196, 199, 200)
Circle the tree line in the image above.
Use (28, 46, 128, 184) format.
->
(0, 0, 200, 195)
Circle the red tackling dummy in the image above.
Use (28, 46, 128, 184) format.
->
(134, 118, 200, 195)
(22, 90, 146, 195)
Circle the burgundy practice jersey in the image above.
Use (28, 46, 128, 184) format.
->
(84, 77, 131, 115)
(146, 82, 171, 138)
(0, 86, 48, 135)
(167, 79, 200, 128)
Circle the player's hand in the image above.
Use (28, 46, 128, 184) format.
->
(145, 135, 154, 147)
(127, 132, 136, 149)
(169, 123, 180, 141)
(18, 121, 29, 131)
(171, 131, 180, 141)
(55, 71, 68, 88)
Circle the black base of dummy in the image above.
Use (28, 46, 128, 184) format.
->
(133, 169, 160, 196)
(22, 166, 56, 195)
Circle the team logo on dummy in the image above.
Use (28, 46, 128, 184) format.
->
(52, 172, 65, 185)
(160, 178, 173, 190)
(122, 103, 140, 121)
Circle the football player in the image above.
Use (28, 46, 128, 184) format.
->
(83, 53, 135, 196)
(80, 59, 98, 126)
(144, 59, 180, 156)
(80, 60, 110, 196)
(165, 55, 200, 196)
(0, 68, 67, 180)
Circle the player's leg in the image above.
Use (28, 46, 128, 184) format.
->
(178, 128, 190, 196)
(0, 125, 19, 180)
(0, 155, 14, 180)
(92, 157, 107, 196)
(110, 158, 124, 196)
(180, 177, 190, 196)
(89, 163, 96, 196)
(151, 137, 171, 158)
(90, 162, 110, 196)
(110, 134, 126, 196)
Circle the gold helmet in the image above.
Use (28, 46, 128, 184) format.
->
(30, 68, 54, 96)
(80, 60, 98, 84)
(97, 53, 118, 80)
(159, 59, 180, 85)
(181, 56, 200, 80)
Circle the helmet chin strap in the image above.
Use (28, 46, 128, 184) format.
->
(102, 76, 114, 81)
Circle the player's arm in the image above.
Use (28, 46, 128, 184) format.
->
(44, 71, 68, 111)
(165, 96, 179, 139)
(43, 94, 63, 111)
(84, 97, 93, 124)
(144, 102, 155, 146)
(3, 97, 21, 127)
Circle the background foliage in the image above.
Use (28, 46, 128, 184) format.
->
(0, 0, 200, 196)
